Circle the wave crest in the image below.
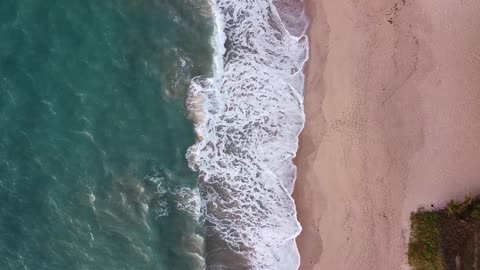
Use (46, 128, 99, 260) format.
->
(187, 0, 308, 269)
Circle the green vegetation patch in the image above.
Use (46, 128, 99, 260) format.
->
(408, 195, 480, 270)
(408, 211, 444, 270)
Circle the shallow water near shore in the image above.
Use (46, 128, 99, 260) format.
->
(0, 0, 213, 269)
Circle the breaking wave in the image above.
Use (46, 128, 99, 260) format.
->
(187, 0, 308, 269)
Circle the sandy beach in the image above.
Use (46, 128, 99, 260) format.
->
(293, 0, 480, 269)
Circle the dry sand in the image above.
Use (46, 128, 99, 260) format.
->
(293, 0, 480, 269)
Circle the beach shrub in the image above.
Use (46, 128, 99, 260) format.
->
(408, 211, 445, 270)
(408, 195, 480, 270)
(471, 205, 480, 219)
(447, 196, 475, 217)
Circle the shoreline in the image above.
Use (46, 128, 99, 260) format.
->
(292, 0, 328, 268)
(294, 0, 480, 269)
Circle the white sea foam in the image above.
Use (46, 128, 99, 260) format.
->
(187, 0, 308, 269)
(172, 186, 202, 221)
(146, 174, 206, 269)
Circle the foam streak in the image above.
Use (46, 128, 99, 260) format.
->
(187, 1, 308, 269)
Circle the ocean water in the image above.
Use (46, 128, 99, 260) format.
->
(188, 0, 308, 269)
(0, 0, 213, 269)
(0, 0, 309, 269)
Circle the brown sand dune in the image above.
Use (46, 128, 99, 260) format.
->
(294, 0, 480, 269)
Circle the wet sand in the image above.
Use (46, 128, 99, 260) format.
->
(293, 0, 480, 269)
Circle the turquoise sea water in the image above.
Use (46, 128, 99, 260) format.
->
(0, 1, 213, 269)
